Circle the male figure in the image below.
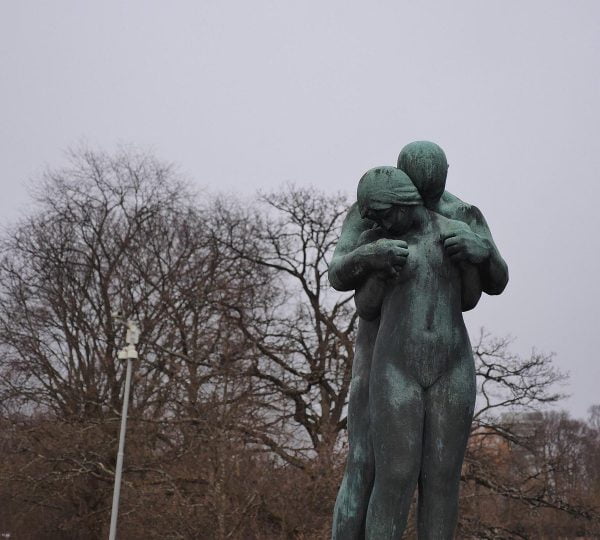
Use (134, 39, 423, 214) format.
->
(330, 141, 508, 539)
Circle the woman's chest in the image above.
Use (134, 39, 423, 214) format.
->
(395, 233, 453, 285)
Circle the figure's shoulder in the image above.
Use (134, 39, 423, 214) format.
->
(438, 190, 470, 214)
(429, 210, 470, 233)
(340, 202, 374, 234)
(345, 201, 362, 219)
(335, 202, 375, 251)
(437, 191, 484, 225)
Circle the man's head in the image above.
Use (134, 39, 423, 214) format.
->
(397, 141, 448, 205)
(357, 166, 422, 234)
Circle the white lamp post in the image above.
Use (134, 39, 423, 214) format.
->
(109, 319, 140, 540)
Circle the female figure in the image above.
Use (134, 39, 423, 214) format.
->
(355, 167, 480, 539)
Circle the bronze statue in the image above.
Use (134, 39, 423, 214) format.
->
(330, 142, 508, 539)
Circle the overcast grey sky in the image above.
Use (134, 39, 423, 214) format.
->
(2, 1, 599, 418)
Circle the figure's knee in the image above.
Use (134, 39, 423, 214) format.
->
(347, 439, 373, 468)
(420, 464, 461, 495)
(344, 443, 375, 495)
(418, 450, 465, 506)
(347, 400, 372, 468)
(376, 453, 420, 495)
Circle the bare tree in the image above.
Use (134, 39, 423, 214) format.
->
(213, 186, 356, 468)
(588, 404, 600, 432)
(458, 333, 600, 538)
(2, 155, 599, 539)
(0, 147, 272, 537)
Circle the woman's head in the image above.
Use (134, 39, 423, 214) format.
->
(357, 166, 422, 233)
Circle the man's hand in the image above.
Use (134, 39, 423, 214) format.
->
(443, 227, 490, 264)
(359, 238, 409, 277)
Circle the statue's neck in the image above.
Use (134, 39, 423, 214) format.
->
(384, 205, 429, 237)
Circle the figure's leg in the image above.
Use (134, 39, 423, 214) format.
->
(332, 318, 378, 540)
(417, 356, 476, 540)
(365, 360, 424, 540)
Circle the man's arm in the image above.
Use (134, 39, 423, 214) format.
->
(354, 272, 388, 321)
(464, 205, 509, 295)
(441, 218, 484, 311)
(459, 262, 483, 311)
(329, 202, 409, 291)
(438, 193, 509, 296)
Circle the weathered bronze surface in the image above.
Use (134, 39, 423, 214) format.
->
(330, 142, 508, 539)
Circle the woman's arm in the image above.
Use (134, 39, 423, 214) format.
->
(354, 271, 388, 321)
(329, 203, 409, 291)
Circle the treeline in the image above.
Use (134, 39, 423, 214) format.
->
(0, 148, 598, 539)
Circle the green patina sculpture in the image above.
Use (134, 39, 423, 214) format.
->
(329, 142, 508, 539)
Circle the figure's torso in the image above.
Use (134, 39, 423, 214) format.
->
(373, 212, 472, 387)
